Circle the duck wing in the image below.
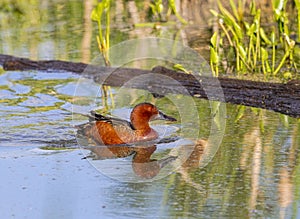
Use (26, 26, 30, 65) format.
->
(76, 111, 135, 145)
(89, 111, 135, 130)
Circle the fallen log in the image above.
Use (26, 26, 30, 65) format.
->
(0, 54, 299, 118)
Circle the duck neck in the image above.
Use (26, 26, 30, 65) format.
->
(131, 119, 151, 132)
(130, 114, 151, 132)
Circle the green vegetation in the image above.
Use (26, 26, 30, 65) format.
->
(210, 0, 299, 80)
(149, 0, 187, 24)
(91, 0, 111, 66)
(40, 146, 72, 150)
(134, 0, 187, 28)
(91, 1, 116, 110)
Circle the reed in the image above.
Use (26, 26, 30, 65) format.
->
(210, 0, 299, 80)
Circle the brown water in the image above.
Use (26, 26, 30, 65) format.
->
(0, 1, 299, 218)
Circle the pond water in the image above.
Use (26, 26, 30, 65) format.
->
(0, 1, 300, 218)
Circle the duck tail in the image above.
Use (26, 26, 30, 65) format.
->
(89, 110, 108, 122)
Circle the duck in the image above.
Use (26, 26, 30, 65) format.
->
(76, 102, 177, 146)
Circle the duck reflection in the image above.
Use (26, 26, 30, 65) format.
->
(80, 138, 207, 179)
(82, 144, 177, 179)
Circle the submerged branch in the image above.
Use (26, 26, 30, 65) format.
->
(0, 54, 299, 118)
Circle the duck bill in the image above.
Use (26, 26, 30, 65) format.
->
(155, 111, 177, 122)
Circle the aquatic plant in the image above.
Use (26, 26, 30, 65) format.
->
(210, 32, 219, 77)
(296, 0, 300, 42)
(210, 0, 299, 80)
(91, 1, 114, 109)
(149, 0, 187, 24)
(91, 0, 111, 66)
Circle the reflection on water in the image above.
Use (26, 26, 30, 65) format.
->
(83, 143, 178, 180)
(0, 0, 216, 62)
(78, 124, 207, 181)
(0, 70, 79, 146)
(1, 0, 300, 218)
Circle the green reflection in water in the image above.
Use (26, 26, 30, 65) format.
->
(158, 109, 299, 218)
(1, 1, 90, 60)
(0, 71, 80, 146)
(1, 77, 76, 107)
